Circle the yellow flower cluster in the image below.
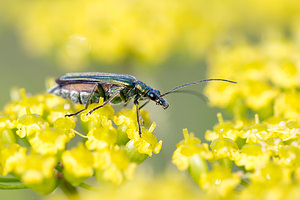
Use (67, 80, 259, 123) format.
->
(204, 39, 300, 119)
(0, 89, 161, 194)
(3, 0, 300, 68)
(173, 113, 300, 198)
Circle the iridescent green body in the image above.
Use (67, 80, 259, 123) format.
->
(49, 72, 236, 136)
(48, 72, 168, 108)
(48, 72, 169, 135)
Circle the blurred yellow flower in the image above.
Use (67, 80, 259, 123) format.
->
(4, 0, 300, 68)
(0, 143, 26, 176)
(205, 39, 300, 119)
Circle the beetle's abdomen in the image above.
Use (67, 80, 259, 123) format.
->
(48, 83, 127, 105)
(49, 83, 101, 105)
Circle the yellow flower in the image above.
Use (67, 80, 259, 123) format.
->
(172, 129, 212, 183)
(173, 129, 212, 170)
(62, 144, 94, 186)
(250, 162, 292, 184)
(210, 138, 239, 160)
(28, 127, 72, 155)
(274, 90, 300, 119)
(234, 143, 270, 170)
(80, 99, 115, 127)
(126, 122, 162, 157)
(113, 107, 139, 131)
(44, 94, 74, 123)
(13, 153, 57, 194)
(53, 117, 76, 140)
(94, 146, 137, 185)
(199, 165, 241, 197)
(240, 114, 269, 143)
(86, 126, 117, 151)
(205, 113, 240, 141)
(0, 115, 16, 130)
(16, 107, 48, 138)
(0, 88, 161, 194)
(276, 145, 300, 169)
(205, 40, 300, 119)
(0, 128, 16, 144)
(0, 143, 26, 176)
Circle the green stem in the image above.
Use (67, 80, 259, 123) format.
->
(0, 183, 27, 190)
(79, 182, 99, 191)
(0, 177, 20, 183)
(60, 179, 81, 200)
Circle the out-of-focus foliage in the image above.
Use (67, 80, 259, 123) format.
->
(2, 0, 300, 69)
(0, 88, 161, 194)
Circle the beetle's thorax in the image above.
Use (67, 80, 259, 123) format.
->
(134, 81, 169, 109)
(134, 81, 150, 95)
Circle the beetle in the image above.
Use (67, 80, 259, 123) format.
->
(48, 72, 236, 136)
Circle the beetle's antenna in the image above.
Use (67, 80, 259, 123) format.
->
(160, 79, 237, 97)
(162, 89, 209, 103)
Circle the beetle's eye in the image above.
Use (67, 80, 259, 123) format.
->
(149, 92, 155, 100)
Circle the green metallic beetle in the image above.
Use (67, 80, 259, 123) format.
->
(48, 72, 236, 135)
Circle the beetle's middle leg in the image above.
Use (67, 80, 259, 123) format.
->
(65, 83, 99, 117)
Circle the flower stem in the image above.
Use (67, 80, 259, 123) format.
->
(60, 179, 80, 200)
(79, 182, 99, 191)
(0, 177, 20, 183)
(0, 183, 27, 189)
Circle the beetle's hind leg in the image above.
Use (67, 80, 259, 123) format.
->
(87, 90, 121, 115)
(65, 83, 99, 117)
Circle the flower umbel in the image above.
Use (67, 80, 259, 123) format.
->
(173, 113, 300, 198)
(0, 89, 161, 194)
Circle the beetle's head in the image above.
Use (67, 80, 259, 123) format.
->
(147, 89, 169, 109)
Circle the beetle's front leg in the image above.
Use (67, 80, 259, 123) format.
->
(134, 96, 142, 137)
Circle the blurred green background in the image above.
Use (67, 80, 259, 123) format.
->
(1, 0, 300, 198)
